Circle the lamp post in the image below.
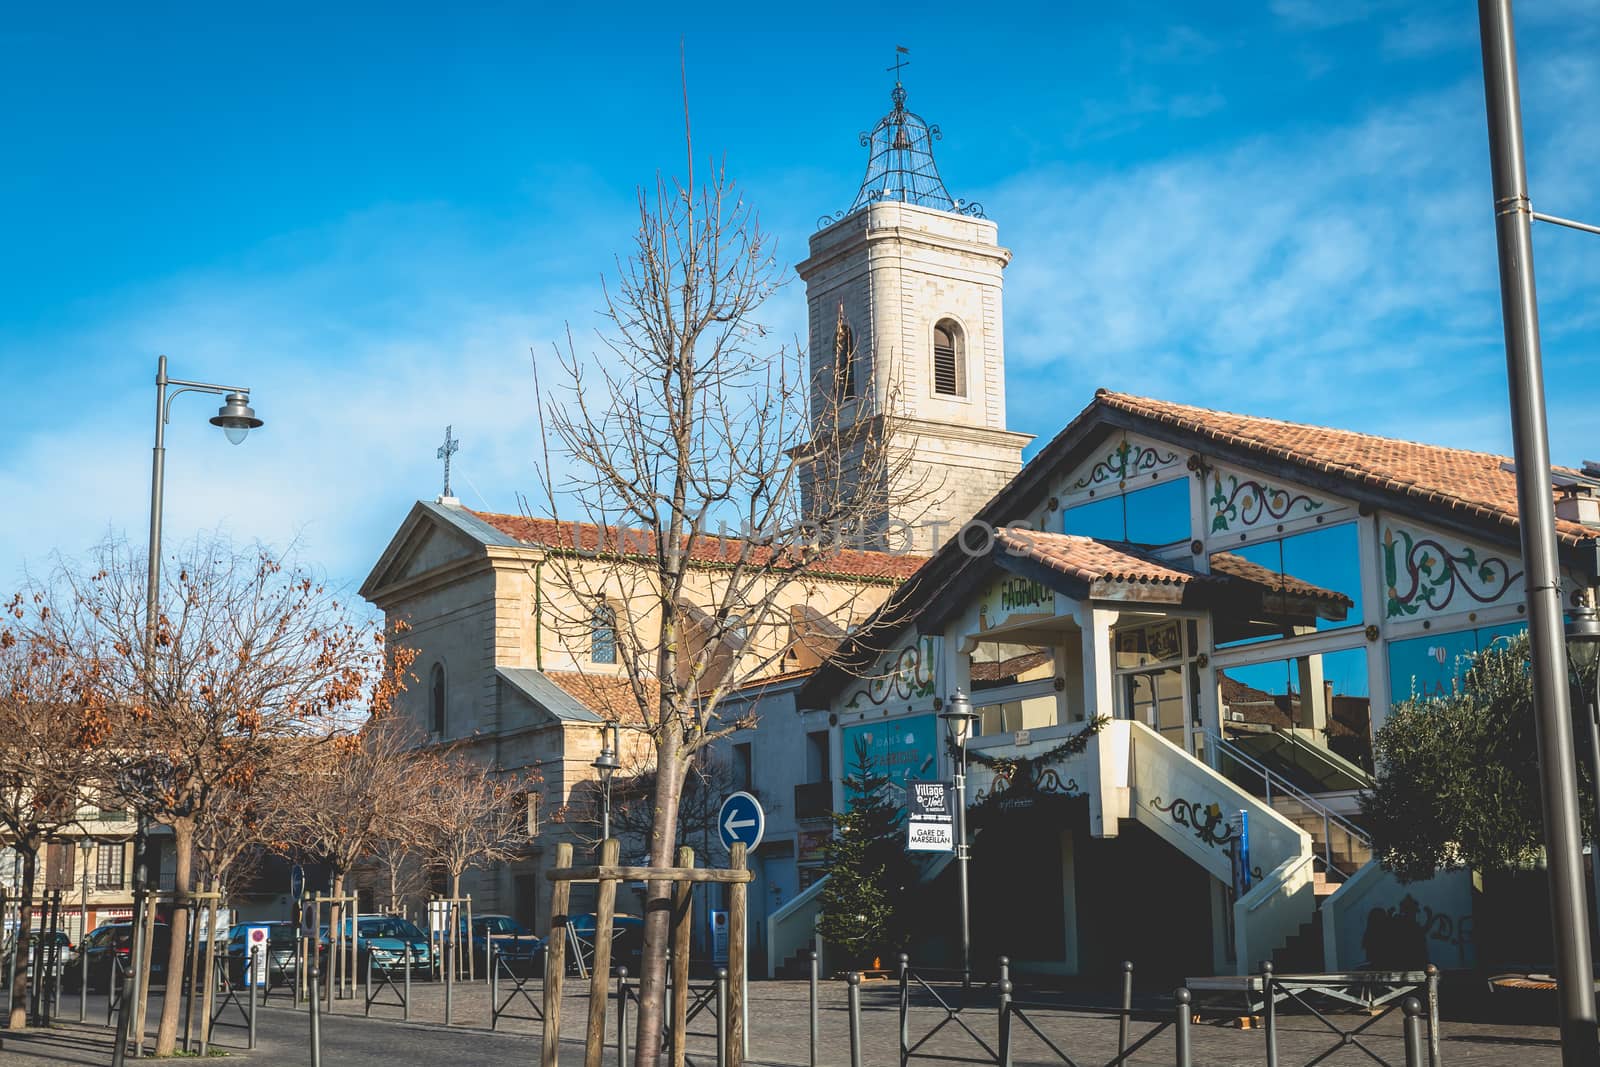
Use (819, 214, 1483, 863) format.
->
(77, 838, 93, 1023)
(114, 355, 262, 1067)
(1568, 604, 1600, 939)
(1478, 4, 1599, 1059)
(591, 722, 620, 845)
(940, 690, 978, 990)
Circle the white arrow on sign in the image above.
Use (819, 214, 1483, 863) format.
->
(724, 811, 757, 836)
(717, 791, 765, 852)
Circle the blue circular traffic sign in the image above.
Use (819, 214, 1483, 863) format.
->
(717, 791, 765, 854)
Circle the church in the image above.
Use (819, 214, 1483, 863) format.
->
(361, 76, 1600, 979)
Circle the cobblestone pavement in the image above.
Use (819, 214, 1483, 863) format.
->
(0, 978, 1567, 1066)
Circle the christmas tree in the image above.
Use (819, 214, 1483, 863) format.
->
(816, 735, 915, 968)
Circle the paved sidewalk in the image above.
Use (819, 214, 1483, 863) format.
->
(0, 980, 1567, 1066)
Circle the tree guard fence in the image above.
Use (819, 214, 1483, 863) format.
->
(542, 839, 752, 1067)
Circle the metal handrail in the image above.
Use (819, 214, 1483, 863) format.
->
(1205, 729, 1372, 873)
(1235, 724, 1376, 791)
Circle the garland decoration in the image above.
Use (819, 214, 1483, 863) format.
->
(952, 715, 1108, 777)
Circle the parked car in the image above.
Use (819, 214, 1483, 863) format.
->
(222, 921, 306, 988)
(65, 923, 172, 992)
(464, 914, 542, 973)
(566, 913, 643, 975)
(320, 915, 431, 975)
(1, 929, 76, 976)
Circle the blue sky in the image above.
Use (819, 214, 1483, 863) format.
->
(2, 1, 1597, 594)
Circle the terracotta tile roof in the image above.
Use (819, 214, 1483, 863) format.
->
(996, 528, 1218, 588)
(543, 671, 659, 725)
(1095, 389, 1595, 547)
(1208, 551, 1354, 609)
(469, 511, 925, 582)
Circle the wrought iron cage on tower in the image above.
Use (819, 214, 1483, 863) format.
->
(820, 82, 984, 228)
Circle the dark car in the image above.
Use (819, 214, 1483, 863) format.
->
(66, 923, 172, 992)
(465, 914, 542, 973)
(222, 921, 304, 988)
(566, 913, 643, 975)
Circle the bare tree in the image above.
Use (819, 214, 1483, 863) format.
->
(0, 593, 108, 1030)
(415, 755, 533, 901)
(59, 536, 398, 1056)
(527, 107, 924, 1061)
(562, 749, 746, 867)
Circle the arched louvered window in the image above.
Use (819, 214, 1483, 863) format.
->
(429, 662, 446, 735)
(590, 603, 617, 665)
(836, 323, 859, 401)
(933, 319, 965, 397)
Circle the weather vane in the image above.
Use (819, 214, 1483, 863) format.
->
(888, 45, 909, 81)
(437, 425, 459, 499)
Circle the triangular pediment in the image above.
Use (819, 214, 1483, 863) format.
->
(360, 502, 493, 601)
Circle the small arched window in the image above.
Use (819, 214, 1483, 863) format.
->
(590, 603, 617, 665)
(835, 322, 859, 401)
(429, 662, 446, 735)
(933, 319, 965, 397)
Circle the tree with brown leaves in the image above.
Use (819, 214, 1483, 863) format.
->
(58, 537, 402, 1056)
(0, 593, 109, 1030)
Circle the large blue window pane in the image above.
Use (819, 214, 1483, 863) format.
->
(1123, 479, 1192, 545)
(1063, 495, 1126, 540)
(1476, 621, 1526, 652)
(1279, 523, 1363, 632)
(1388, 630, 1477, 702)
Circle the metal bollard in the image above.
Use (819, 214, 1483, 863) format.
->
(1119, 960, 1133, 1062)
(248, 947, 258, 1050)
(489, 949, 499, 1031)
(403, 944, 412, 1022)
(997, 978, 1013, 1067)
(364, 952, 373, 1017)
(847, 972, 863, 1067)
(807, 949, 819, 1067)
(1424, 965, 1441, 1067)
(617, 967, 629, 1067)
(308, 960, 323, 1067)
(1174, 988, 1191, 1067)
(1402, 997, 1425, 1067)
(444, 934, 454, 1027)
(898, 952, 910, 1061)
(716, 967, 729, 1067)
(1261, 960, 1278, 1067)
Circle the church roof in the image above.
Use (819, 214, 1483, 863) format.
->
(824, 81, 982, 226)
(542, 670, 660, 725)
(466, 510, 926, 583)
(497, 667, 604, 723)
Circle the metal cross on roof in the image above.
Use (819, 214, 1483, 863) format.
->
(888, 45, 909, 80)
(437, 425, 459, 499)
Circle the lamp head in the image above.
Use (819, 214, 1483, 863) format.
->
(940, 689, 978, 748)
(1567, 604, 1600, 677)
(591, 725, 620, 781)
(210, 392, 263, 445)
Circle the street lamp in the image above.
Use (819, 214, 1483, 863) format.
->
(1567, 604, 1600, 934)
(77, 838, 93, 1023)
(940, 690, 978, 989)
(591, 722, 620, 844)
(114, 356, 262, 1067)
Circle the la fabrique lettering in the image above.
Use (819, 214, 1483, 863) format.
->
(999, 578, 1049, 612)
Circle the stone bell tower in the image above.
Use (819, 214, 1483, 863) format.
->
(795, 80, 1032, 552)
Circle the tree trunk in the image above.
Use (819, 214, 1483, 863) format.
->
(632, 729, 687, 1067)
(154, 818, 194, 1056)
(330, 871, 345, 1004)
(6, 846, 37, 1030)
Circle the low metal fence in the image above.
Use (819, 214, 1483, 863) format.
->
(896, 953, 1002, 1066)
(363, 944, 417, 1022)
(489, 946, 544, 1030)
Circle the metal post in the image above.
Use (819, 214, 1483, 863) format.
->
(997, 977, 1013, 1067)
(247, 947, 257, 1050)
(489, 948, 498, 1031)
(898, 952, 910, 1063)
(617, 967, 630, 1067)
(1588, 701, 1600, 934)
(444, 912, 454, 1027)
(1174, 988, 1192, 1067)
(1119, 960, 1133, 1061)
(364, 950, 372, 1018)
(1403, 997, 1425, 1067)
(716, 967, 729, 1067)
(1477, 3, 1599, 1061)
(1261, 961, 1278, 1067)
(807, 949, 818, 1067)
(847, 972, 863, 1067)
(1426, 964, 1441, 1067)
(403, 943, 411, 1023)
(955, 747, 971, 990)
(308, 954, 322, 1067)
(79, 853, 89, 1024)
